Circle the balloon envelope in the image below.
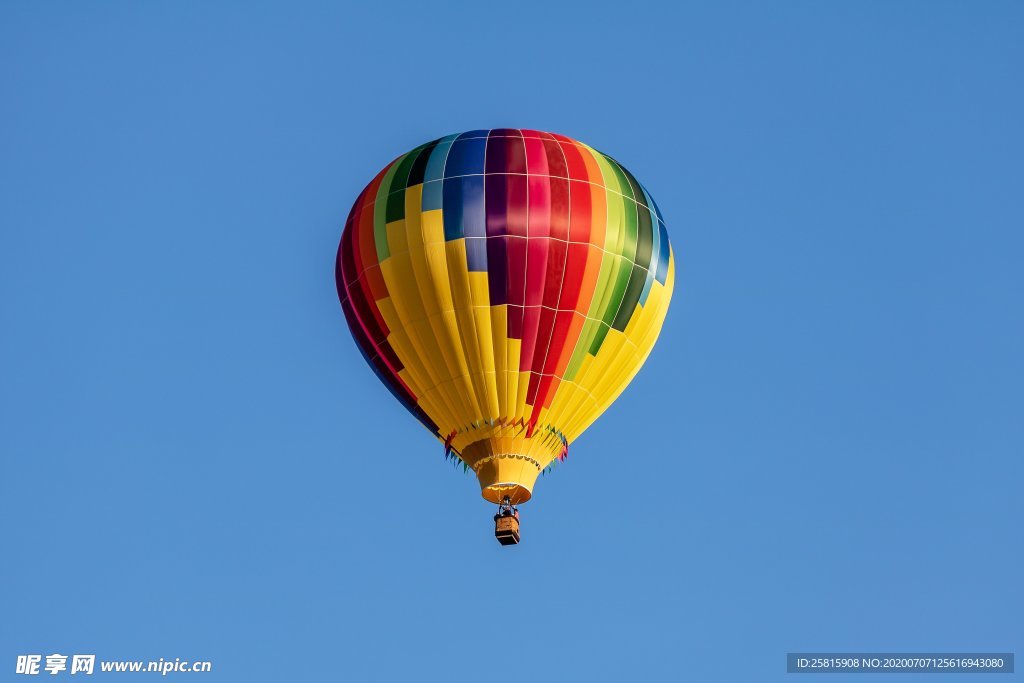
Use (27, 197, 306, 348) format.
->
(337, 129, 674, 503)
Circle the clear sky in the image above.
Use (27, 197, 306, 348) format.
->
(2, 2, 1021, 681)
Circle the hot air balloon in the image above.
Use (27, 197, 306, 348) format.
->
(336, 129, 674, 544)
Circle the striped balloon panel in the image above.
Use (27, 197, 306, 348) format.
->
(337, 129, 674, 462)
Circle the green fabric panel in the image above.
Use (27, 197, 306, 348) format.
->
(385, 149, 421, 223)
(596, 254, 633, 339)
(373, 157, 403, 261)
(564, 318, 599, 380)
(583, 230, 617, 322)
(603, 157, 639, 265)
(616, 162, 655, 273)
(592, 160, 639, 330)
(612, 263, 648, 331)
(589, 320, 611, 355)
(590, 184, 634, 332)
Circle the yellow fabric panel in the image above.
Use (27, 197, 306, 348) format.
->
(421, 243, 454, 313)
(471, 303, 500, 417)
(505, 336, 522, 422)
(385, 218, 409, 259)
(515, 369, 531, 418)
(468, 271, 489, 308)
(443, 240, 488, 419)
(374, 297, 431, 398)
(564, 328, 607, 403)
(420, 208, 446, 245)
(377, 265, 461, 434)
(438, 308, 479, 420)
(542, 356, 598, 440)
(564, 255, 675, 439)
(578, 331, 628, 425)
(489, 305, 509, 420)
(411, 238, 480, 425)
(408, 317, 465, 434)
(383, 231, 480, 433)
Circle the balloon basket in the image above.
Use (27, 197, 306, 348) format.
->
(494, 516, 520, 545)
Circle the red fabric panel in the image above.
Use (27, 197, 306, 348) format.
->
(524, 237, 550, 307)
(524, 136, 549, 176)
(518, 305, 542, 372)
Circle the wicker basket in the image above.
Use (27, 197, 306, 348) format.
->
(494, 516, 520, 545)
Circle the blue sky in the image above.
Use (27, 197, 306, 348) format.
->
(1, 2, 1021, 681)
